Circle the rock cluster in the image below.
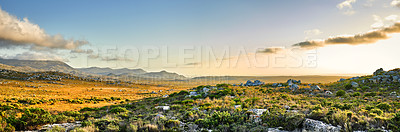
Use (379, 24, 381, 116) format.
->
(242, 80, 265, 86)
(303, 118, 341, 132)
(340, 68, 400, 84)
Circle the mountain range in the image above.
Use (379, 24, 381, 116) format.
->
(0, 58, 187, 80)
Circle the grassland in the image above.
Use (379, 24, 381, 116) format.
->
(1, 68, 398, 132)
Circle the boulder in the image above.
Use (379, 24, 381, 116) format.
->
(388, 71, 396, 75)
(351, 82, 359, 88)
(311, 85, 321, 91)
(325, 91, 333, 95)
(290, 84, 299, 91)
(303, 118, 341, 132)
(373, 68, 384, 75)
(393, 76, 399, 82)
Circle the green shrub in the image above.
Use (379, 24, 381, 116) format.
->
(376, 103, 391, 111)
(178, 90, 189, 95)
(370, 108, 383, 115)
(110, 107, 128, 114)
(364, 92, 376, 97)
(165, 119, 180, 128)
(361, 86, 370, 91)
(344, 83, 352, 89)
(336, 90, 346, 97)
(352, 92, 361, 97)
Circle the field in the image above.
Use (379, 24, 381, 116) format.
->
(2, 69, 398, 131)
(0, 78, 189, 112)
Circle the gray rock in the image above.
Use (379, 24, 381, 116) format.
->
(393, 76, 399, 82)
(351, 82, 359, 88)
(373, 68, 384, 75)
(311, 85, 321, 91)
(303, 118, 341, 132)
(290, 84, 299, 91)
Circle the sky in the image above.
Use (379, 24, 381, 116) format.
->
(0, 0, 399, 76)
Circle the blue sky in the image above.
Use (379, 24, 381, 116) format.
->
(0, 0, 399, 76)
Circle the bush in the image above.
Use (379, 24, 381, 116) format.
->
(390, 112, 400, 131)
(370, 108, 383, 116)
(262, 110, 305, 131)
(352, 92, 361, 97)
(364, 92, 376, 97)
(105, 123, 119, 132)
(336, 90, 346, 97)
(361, 86, 370, 91)
(9, 108, 56, 130)
(165, 119, 180, 128)
(127, 123, 138, 131)
(376, 103, 391, 111)
(344, 83, 352, 89)
(46, 126, 66, 132)
(178, 90, 189, 95)
(110, 107, 128, 114)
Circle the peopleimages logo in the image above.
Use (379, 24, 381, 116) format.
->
(80, 45, 318, 69)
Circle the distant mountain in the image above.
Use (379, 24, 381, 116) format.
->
(0, 63, 43, 72)
(139, 70, 187, 80)
(78, 67, 187, 80)
(0, 58, 187, 80)
(0, 58, 77, 73)
(77, 67, 146, 76)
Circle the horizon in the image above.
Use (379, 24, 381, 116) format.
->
(0, 0, 399, 76)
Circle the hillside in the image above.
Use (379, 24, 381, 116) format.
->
(79, 67, 188, 80)
(0, 58, 77, 73)
(77, 67, 147, 76)
(139, 70, 187, 80)
(1, 68, 399, 131)
(0, 63, 43, 72)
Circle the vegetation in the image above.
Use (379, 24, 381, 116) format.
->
(1, 68, 400, 131)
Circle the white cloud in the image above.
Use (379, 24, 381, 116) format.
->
(304, 29, 323, 40)
(0, 7, 88, 50)
(385, 15, 399, 22)
(0, 52, 68, 62)
(371, 14, 399, 29)
(363, 0, 375, 7)
(391, 0, 400, 7)
(304, 29, 323, 36)
(337, 0, 357, 15)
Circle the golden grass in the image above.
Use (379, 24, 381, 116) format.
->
(0, 78, 188, 112)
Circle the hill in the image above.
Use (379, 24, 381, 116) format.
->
(77, 67, 146, 76)
(0, 58, 77, 73)
(79, 67, 188, 80)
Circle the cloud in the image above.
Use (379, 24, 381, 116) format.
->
(0, 7, 88, 50)
(293, 22, 400, 49)
(363, 0, 375, 7)
(304, 29, 323, 36)
(257, 47, 285, 54)
(392, 0, 400, 7)
(0, 52, 68, 62)
(304, 29, 323, 40)
(337, 0, 357, 15)
(71, 49, 94, 54)
(371, 15, 399, 28)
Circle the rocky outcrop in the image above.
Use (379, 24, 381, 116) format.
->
(243, 80, 265, 86)
(303, 118, 341, 132)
